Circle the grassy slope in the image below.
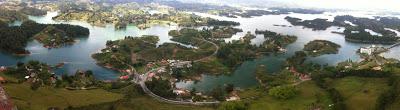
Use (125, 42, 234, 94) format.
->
(85, 96, 215, 110)
(3, 83, 123, 110)
(332, 77, 388, 110)
(240, 81, 331, 110)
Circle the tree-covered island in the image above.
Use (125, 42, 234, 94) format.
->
(303, 40, 341, 57)
(0, 20, 89, 54)
(285, 15, 400, 44)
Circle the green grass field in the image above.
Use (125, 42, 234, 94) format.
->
(82, 96, 214, 110)
(332, 77, 389, 110)
(240, 81, 331, 110)
(3, 83, 123, 110)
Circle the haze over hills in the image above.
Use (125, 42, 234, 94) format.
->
(178, 0, 400, 12)
(1, 0, 400, 110)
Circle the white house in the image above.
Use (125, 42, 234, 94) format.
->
(359, 47, 373, 55)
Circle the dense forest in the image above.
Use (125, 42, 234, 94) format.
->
(0, 20, 89, 54)
(343, 26, 399, 44)
(285, 16, 334, 30)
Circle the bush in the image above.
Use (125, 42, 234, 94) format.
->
(268, 85, 298, 100)
(217, 101, 247, 110)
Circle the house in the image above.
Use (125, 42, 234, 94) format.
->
(226, 96, 240, 101)
(119, 75, 130, 80)
(173, 89, 190, 96)
(372, 66, 382, 71)
(351, 31, 360, 34)
(359, 47, 373, 55)
(0, 66, 6, 72)
(168, 60, 192, 68)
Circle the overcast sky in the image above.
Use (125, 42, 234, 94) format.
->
(285, 0, 400, 11)
(181, 0, 400, 11)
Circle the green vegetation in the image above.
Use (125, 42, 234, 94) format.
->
(343, 26, 399, 44)
(268, 85, 298, 100)
(145, 78, 176, 98)
(217, 101, 246, 110)
(303, 40, 341, 57)
(0, 9, 28, 23)
(256, 29, 297, 52)
(65, 96, 213, 110)
(34, 26, 75, 48)
(92, 35, 214, 71)
(332, 77, 389, 110)
(0, 20, 89, 54)
(237, 81, 331, 110)
(2, 61, 56, 90)
(209, 26, 243, 38)
(19, 7, 47, 16)
(255, 66, 297, 88)
(285, 16, 333, 30)
(61, 70, 101, 89)
(53, 2, 239, 29)
(3, 83, 123, 110)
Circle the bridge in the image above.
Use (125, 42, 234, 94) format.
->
(388, 42, 400, 49)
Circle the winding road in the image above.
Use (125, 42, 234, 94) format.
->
(193, 38, 219, 63)
(137, 67, 220, 105)
(114, 38, 221, 105)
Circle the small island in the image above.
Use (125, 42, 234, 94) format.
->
(285, 16, 334, 30)
(256, 29, 297, 52)
(303, 40, 341, 57)
(284, 15, 400, 44)
(210, 26, 243, 38)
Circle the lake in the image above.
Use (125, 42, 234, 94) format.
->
(0, 11, 399, 91)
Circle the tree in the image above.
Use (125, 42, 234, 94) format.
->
(211, 85, 226, 101)
(225, 84, 235, 93)
(268, 85, 298, 100)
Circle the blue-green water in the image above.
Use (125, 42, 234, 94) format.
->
(1, 11, 399, 91)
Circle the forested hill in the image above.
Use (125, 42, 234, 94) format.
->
(0, 20, 89, 54)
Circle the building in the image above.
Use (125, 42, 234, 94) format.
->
(168, 60, 192, 68)
(359, 45, 383, 55)
(0, 66, 6, 72)
(359, 47, 373, 55)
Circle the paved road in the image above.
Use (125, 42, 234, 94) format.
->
(388, 42, 400, 49)
(194, 38, 219, 63)
(114, 38, 221, 105)
(137, 67, 220, 105)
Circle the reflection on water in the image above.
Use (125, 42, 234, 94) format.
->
(0, 11, 399, 91)
(0, 12, 178, 80)
(176, 12, 400, 91)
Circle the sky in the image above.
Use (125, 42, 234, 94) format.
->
(180, 0, 400, 11)
(283, 0, 400, 11)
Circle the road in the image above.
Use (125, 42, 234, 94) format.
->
(194, 38, 219, 63)
(388, 42, 400, 49)
(113, 38, 221, 105)
(136, 67, 220, 105)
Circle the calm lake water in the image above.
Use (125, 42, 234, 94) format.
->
(0, 11, 399, 91)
